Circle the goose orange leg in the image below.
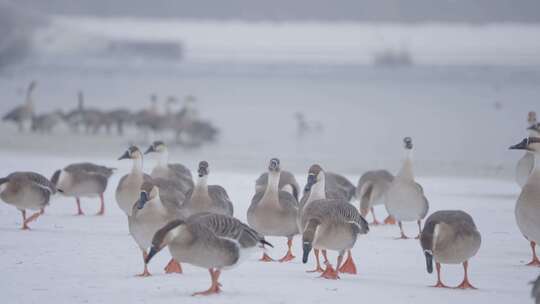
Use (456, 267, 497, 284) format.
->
(396, 221, 409, 239)
(278, 237, 295, 262)
(455, 261, 477, 289)
(164, 258, 183, 274)
(307, 249, 325, 273)
(431, 262, 449, 288)
(96, 193, 105, 216)
(259, 252, 274, 262)
(192, 269, 222, 296)
(321, 254, 342, 280)
(136, 250, 151, 277)
(384, 215, 396, 225)
(75, 198, 84, 216)
(527, 241, 540, 266)
(21, 210, 41, 230)
(338, 250, 357, 274)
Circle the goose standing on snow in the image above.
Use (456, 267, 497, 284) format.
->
(255, 169, 300, 201)
(128, 178, 185, 276)
(144, 140, 193, 193)
(51, 163, 114, 215)
(420, 210, 481, 289)
(248, 158, 299, 262)
(145, 213, 272, 296)
(510, 136, 540, 266)
(182, 161, 233, 217)
(302, 198, 369, 279)
(385, 137, 429, 239)
(0, 172, 55, 229)
(516, 111, 538, 188)
(299, 164, 359, 274)
(116, 146, 152, 216)
(3, 81, 36, 132)
(357, 170, 395, 225)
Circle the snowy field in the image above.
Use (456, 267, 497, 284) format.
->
(0, 151, 537, 304)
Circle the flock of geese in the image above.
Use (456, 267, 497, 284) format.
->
(0, 112, 540, 299)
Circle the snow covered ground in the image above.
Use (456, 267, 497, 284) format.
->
(0, 152, 536, 304)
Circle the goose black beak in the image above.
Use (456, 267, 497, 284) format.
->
(509, 139, 529, 150)
(137, 192, 149, 209)
(145, 246, 160, 264)
(424, 251, 433, 274)
(302, 242, 312, 264)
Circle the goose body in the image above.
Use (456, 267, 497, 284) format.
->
(146, 213, 270, 295)
(115, 146, 152, 216)
(145, 141, 194, 193)
(420, 210, 481, 288)
(51, 162, 114, 215)
(357, 170, 394, 224)
(0, 171, 55, 229)
(325, 172, 356, 202)
(182, 161, 233, 217)
(247, 158, 299, 262)
(385, 137, 429, 238)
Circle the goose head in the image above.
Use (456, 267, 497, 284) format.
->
(304, 164, 323, 192)
(118, 146, 142, 160)
(145, 219, 186, 264)
(403, 136, 413, 150)
(510, 137, 540, 153)
(144, 140, 167, 155)
(198, 161, 209, 178)
(268, 158, 280, 173)
(137, 180, 159, 210)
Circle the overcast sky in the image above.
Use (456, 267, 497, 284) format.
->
(12, 0, 540, 23)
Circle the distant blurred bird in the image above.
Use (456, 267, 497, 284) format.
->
(0, 171, 55, 229)
(51, 163, 115, 215)
(294, 112, 323, 139)
(31, 110, 64, 133)
(3, 81, 36, 132)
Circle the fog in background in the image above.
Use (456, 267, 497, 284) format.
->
(1, 0, 539, 179)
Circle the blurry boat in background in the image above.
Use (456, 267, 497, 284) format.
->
(373, 48, 413, 68)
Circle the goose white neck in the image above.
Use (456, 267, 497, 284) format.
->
(157, 149, 169, 167)
(397, 149, 414, 180)
(132, 157, 143, 174)
(195, 176, 209, 195)
(264, 171, 280, 197)
(309, 173, 326, 202)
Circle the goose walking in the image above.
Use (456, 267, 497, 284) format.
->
(144, 141, 193, 193)
(129, 178, 185, 276)
(2, 81, 36, 132)
(516, 112, 538, 188)
(357, 170, 395, 225)
(385, 137, 429, 239)
(510, 136, 540, 266)
(302, 198, 369, 279)
(145, 213, 272, 296)
(182, 161, 233, 217)
(51, 163, 114, 215)
(0, 171, 55, 229)
(420, 210, 481, 289)
(248, 158, 299, 262)
(116, 146, 152, 216)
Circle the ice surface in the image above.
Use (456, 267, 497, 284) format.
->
(0, 152, 536, 303)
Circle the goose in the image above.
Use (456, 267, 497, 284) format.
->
(116, 146, 152, 216)
(302, 198, 369, 279)
(0, 171, 55, 229)
(420, 210, 481, 289)
(128, 177, 185, 276)
(144, 140, 193, 193)
(510, 136, 540, 266)
(324, 172, 356, 202)
(516, 112, 538, 188)
(51, 163, 114, 215)
(357, 170, 395, 225)
(3, 81, 36, 132)
(182, 161, 233, 217)
(247, 158, 299, 262)
(385, 137, 429, 239)
(145, 213, 272, 296)
(255, 169, 300, 201)
(299, 164, 358, 274)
